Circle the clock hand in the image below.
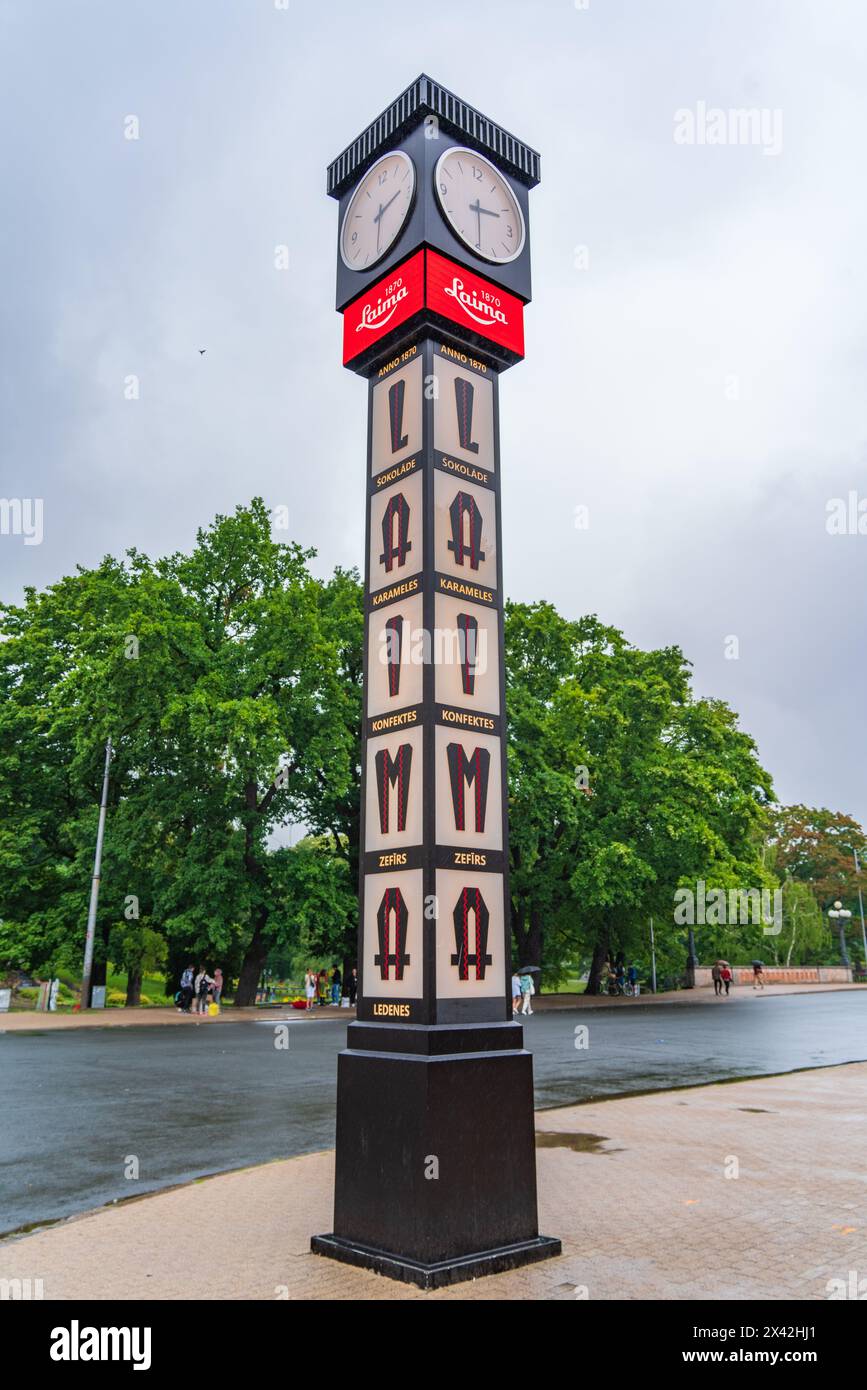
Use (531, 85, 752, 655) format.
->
(469, 198, 500, 249)
(374, 191, 401, 223)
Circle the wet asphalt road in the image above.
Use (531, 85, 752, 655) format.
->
(2, 991, 865, 1235)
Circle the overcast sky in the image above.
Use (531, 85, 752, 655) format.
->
(1, 0, 865, 830)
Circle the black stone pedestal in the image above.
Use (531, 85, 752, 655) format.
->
(311, 1020, 561, 1290)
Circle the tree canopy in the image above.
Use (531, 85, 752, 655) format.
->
(503, 602, 778, 989)
(0, 500, 358, 1002)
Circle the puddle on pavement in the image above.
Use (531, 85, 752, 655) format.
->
(0, 1213, 63, 1242)
(535, 1131, 620, 1154)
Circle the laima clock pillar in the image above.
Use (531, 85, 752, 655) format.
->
(312, 76, 560, 1290)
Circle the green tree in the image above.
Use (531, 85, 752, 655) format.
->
(108, 920, 168, 1006)
(0, 501, 358, 1005)
(301, 567, 364, 980)
(770, 805, 866, 911)
(270, 836, 356, 966)
(773, 879, 827, 967)
(504, 602, 775, 991)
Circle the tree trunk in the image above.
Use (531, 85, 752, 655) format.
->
(165, 945, 188, 1002)
(91, 919, 110, 991)
(523, 907, 544, 987)
(512, 902, 529, 968)
(236, 781, 270, 1007)
(342, 954, 355, 997)
(235, 915, 268, 1006)
(125, 970, 142, 1007)
(785, 905, 798, 968)
(585, 934, 610, 997)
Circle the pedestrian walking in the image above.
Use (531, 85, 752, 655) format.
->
(627, 963, 638, 996)
(331, 967, 342, 1005)
(178, 963, 195, 1014)
(317, 969, 329, 1006)
(519, 971, 535, 1016)
(511, 973, 522, 1015)
(752, 960, 765, 989)
(711, 961, 722, 996)
(194, 966, 213, 1015)
(304, 968, 316, 1012)
(720, 963, 733, 996)
(212, 967, 223, 1010)
(348, 967, 358, 1006)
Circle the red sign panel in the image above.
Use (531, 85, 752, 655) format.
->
(342, 249, 525, 365)
(343, 251, 425, 364)
(425, 250, 524, 359)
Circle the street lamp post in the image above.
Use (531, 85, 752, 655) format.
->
(81, 735, 113, 1009)
(828, 899, 853, 969)
(852, 848, 867, 974)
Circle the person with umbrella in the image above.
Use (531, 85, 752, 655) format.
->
(752, 959, 765, 990)
(719, 960, 733, 996)
(517, 965, 538, 1016)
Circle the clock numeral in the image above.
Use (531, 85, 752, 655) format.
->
(472, 166, 482, 181)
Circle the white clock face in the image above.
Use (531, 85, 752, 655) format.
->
(340, 151, 415, 271)
(434, 147, 525, 264)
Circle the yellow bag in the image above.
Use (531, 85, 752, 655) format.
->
(208, 1002, 219, 1017)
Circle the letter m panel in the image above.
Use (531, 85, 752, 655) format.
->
(446, 743, 490, 832)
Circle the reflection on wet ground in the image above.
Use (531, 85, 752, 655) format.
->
(2, 991, 864, 1233)
(534, 1132, 619, 1154)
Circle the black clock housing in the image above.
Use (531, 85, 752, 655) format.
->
(328, 75, 540, 312)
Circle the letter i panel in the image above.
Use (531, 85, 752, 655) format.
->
(359, 338, 511, 1024)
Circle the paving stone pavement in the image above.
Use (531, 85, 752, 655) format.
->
(1, 1063, 864, 1300)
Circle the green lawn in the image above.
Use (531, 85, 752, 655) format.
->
(9, 972, 176, 1011)
(103, 973, 173, 1007)
(542, 975, 587, 994)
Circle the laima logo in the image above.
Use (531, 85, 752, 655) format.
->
(444, 276, 508, 327)
(356, 285, 409, 332)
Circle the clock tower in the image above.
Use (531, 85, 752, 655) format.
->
(311, 75, 560, 1289)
